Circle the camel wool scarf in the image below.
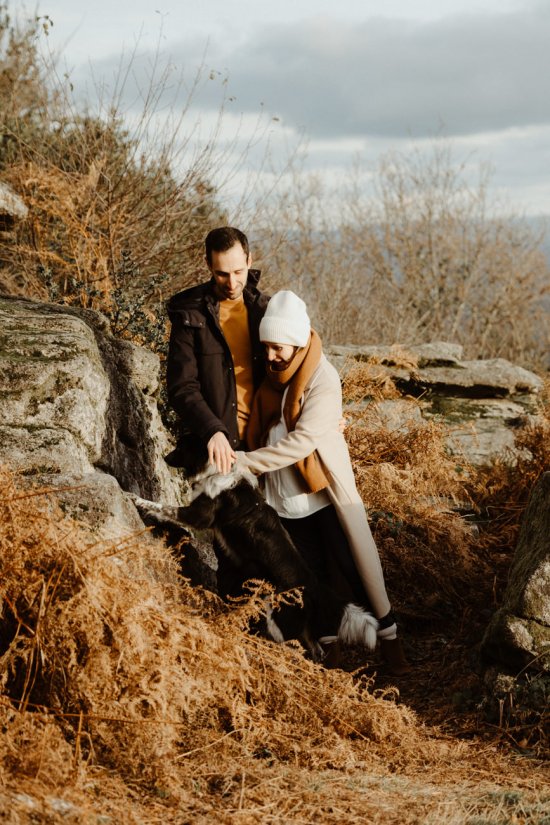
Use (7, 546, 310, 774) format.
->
(246, 329, 330, 494)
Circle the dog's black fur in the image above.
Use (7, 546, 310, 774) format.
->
(171, 439, 377, 661)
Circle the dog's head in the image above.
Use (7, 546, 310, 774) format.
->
(165, 434, 257, 500)
(164, 434, 209, 478)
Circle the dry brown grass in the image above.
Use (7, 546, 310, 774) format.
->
(2, 146, 221, 307)
(0, 6, 234, 309)
(341, 360, 482, 616)
(337, 358, 549, 763)
(1, 466, 548, 823)
(0, 465, 417, 775)
(0, 468, 415, 810)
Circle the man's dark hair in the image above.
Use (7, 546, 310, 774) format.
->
(205, 226, 250, 266)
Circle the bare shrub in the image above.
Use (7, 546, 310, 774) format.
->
(0, 4, 53, 160)
(351, 144, 549, 365)
(253, 170, 366, 344)
(0, 5, 279, 323)
(0, 27, 226, 307)
(259, 142, 550, 369)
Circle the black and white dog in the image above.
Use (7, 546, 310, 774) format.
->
(136, 440, 377, 662)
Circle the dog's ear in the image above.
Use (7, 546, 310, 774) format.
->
(165, 434, 208, 477)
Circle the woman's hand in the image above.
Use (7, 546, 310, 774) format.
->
(234, 451, 261, 475)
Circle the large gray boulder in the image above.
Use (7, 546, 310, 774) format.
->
(327, 341, 543, 466)
(0, 294, 185, 536)
(0, 182, 28, 220)
(481, 472, 550, 673)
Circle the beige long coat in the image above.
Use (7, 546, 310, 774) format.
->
(239, 353, 391, 619)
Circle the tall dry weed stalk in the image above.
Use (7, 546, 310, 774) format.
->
(0, 4, 272, 317)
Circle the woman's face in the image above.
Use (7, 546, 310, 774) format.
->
(264, 342, 298, 371)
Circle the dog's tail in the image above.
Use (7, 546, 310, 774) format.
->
(336, 603, 378, 650)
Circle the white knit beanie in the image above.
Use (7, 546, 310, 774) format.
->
(259, 290, 311, 347)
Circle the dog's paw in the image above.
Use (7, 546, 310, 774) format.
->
(127, 494, 179, 526)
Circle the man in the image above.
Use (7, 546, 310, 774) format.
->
(166, 226, 269, 473)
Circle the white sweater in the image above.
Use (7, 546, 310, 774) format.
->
(263, 390, 331, 518)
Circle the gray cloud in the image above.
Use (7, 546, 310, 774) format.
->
(67, 3, 550, 144)
(184, 4, 550, 140)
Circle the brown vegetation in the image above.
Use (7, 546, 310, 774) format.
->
(1, 367, 549, 821)
(342, 361, 550, 615)
(342, 362, 479, 617)
(1, 4, 549, 821)
(0, 450, 548, 823)
(0, 4, 229, 312)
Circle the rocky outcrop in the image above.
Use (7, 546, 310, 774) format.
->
(0, 182, 27, 220)
(0, 183, 27, 252)
(327, 341, 543, 466)
(0, 294, 185, 540)
(479, 471, 550, 731)
(2, 299, 546, 618)
(481, 472, 550, 673)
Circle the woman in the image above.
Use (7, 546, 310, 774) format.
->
(238, 290, 410, 675)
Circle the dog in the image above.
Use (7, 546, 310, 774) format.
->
(138, 439, 378, 662)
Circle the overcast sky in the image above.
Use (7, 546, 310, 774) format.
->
(33, 0, 550, 216)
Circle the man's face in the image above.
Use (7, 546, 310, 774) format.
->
(208, 242, 251, 301)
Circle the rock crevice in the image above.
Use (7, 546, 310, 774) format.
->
(0, 295, 184, 531)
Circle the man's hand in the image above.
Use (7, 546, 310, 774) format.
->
(207, 432, 236, 474)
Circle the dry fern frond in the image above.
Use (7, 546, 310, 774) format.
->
(1, 466, 548, 822)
